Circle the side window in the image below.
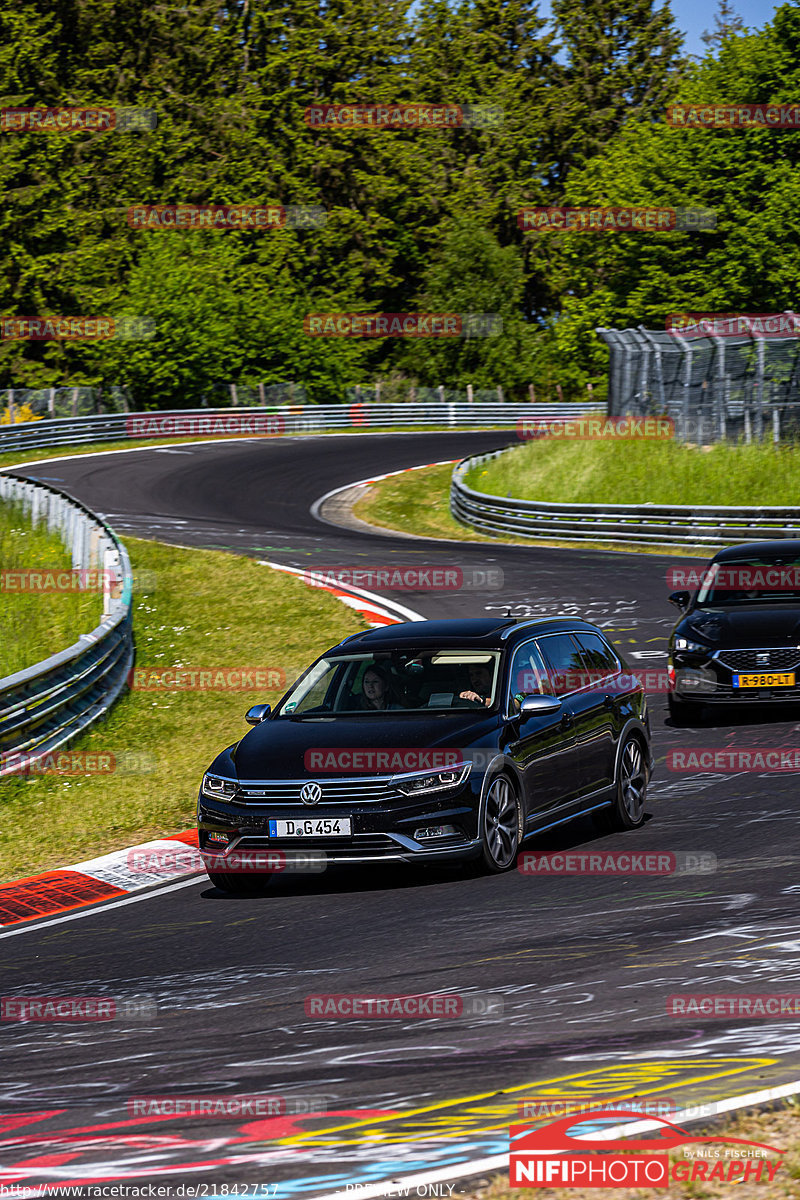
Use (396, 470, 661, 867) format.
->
(508, 640, 553, 709)
(573, 632, 620, 677)
(537, 633, 586, 696)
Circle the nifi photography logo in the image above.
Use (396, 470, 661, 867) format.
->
(509, 1110, 784, 1188)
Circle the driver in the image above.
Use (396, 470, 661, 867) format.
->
(459, 662, 493, 707)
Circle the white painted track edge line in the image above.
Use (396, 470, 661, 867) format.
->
(308, 1078, 800, 1200)
(264, 560, 425, 623)
(0, 875, 204, 938)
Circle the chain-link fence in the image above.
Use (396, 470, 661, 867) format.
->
(1, 386, 133, 421)
(597, 325, 800, 443)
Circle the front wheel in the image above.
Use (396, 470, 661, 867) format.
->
(597, 736, 648, 832)
(480, 774, 523, 872)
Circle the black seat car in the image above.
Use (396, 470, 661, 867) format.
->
(668, 540, 800, 721)
(198, 617, 654, 891)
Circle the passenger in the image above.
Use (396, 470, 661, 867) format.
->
(360, 664, 396, 710)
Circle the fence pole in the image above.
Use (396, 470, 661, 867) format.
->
(49, 388, 55, 418)
(467, 383, 474, 403)
(774, 407, 780, 445)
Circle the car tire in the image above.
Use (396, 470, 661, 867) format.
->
(206, 870, 266, 895)
(668, 693, 703, 725)
(480, 774, 523, 873)
(596, 735, 648, 832)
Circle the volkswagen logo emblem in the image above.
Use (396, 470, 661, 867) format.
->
(300, 781, 322, 805)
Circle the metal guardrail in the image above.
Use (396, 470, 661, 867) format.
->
(0, 476, 133, 776)
(451, 450, 800, 547)
(0, 403, 597, 455)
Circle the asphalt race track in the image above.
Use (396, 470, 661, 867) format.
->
(3, 432, 800, 1190)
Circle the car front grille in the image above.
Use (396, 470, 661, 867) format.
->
(716, 648, 800, 672)
(234, 777, 401, 806)
(235, 833, 403, 856)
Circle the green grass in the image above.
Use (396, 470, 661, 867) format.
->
(0, 498, 103, 677)
(0, 537, 364, 883)
(467, 439, 800, 506)
(354, 463, 526, 543)
(353, 462, 712, 555)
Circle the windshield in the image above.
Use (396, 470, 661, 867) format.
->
(276, 650, 501, 715)
(696, 558, 800, 606)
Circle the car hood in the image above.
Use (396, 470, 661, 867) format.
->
(231, 712, 499, 780)
(686, 604, 800, 647)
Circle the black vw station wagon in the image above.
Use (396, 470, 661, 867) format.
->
(668, 539, 800, 721)
(198, 617, 654, 892)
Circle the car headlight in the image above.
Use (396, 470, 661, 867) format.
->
(201, 773, 238, 800)
(394, 763, 472, 796)
(673, 637, 709, 654)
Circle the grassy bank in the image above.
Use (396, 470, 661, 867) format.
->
(0, 538, 363, 882)
(0, 498, 103, 677)
(467, 439, 800, 506)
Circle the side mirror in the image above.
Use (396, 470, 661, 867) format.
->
(245, 703, 271, 725)
(669, 590, 691, 612)
(519, 694, 562, 717)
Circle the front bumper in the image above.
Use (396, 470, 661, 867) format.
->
(198, 777, 482, 866)
(671, 648, 800, 703)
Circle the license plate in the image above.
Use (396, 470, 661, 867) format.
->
(733, 672, 795, 688)
(268, 818, 352, 837)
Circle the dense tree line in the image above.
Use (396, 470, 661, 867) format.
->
(0, 0, 795, 406)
